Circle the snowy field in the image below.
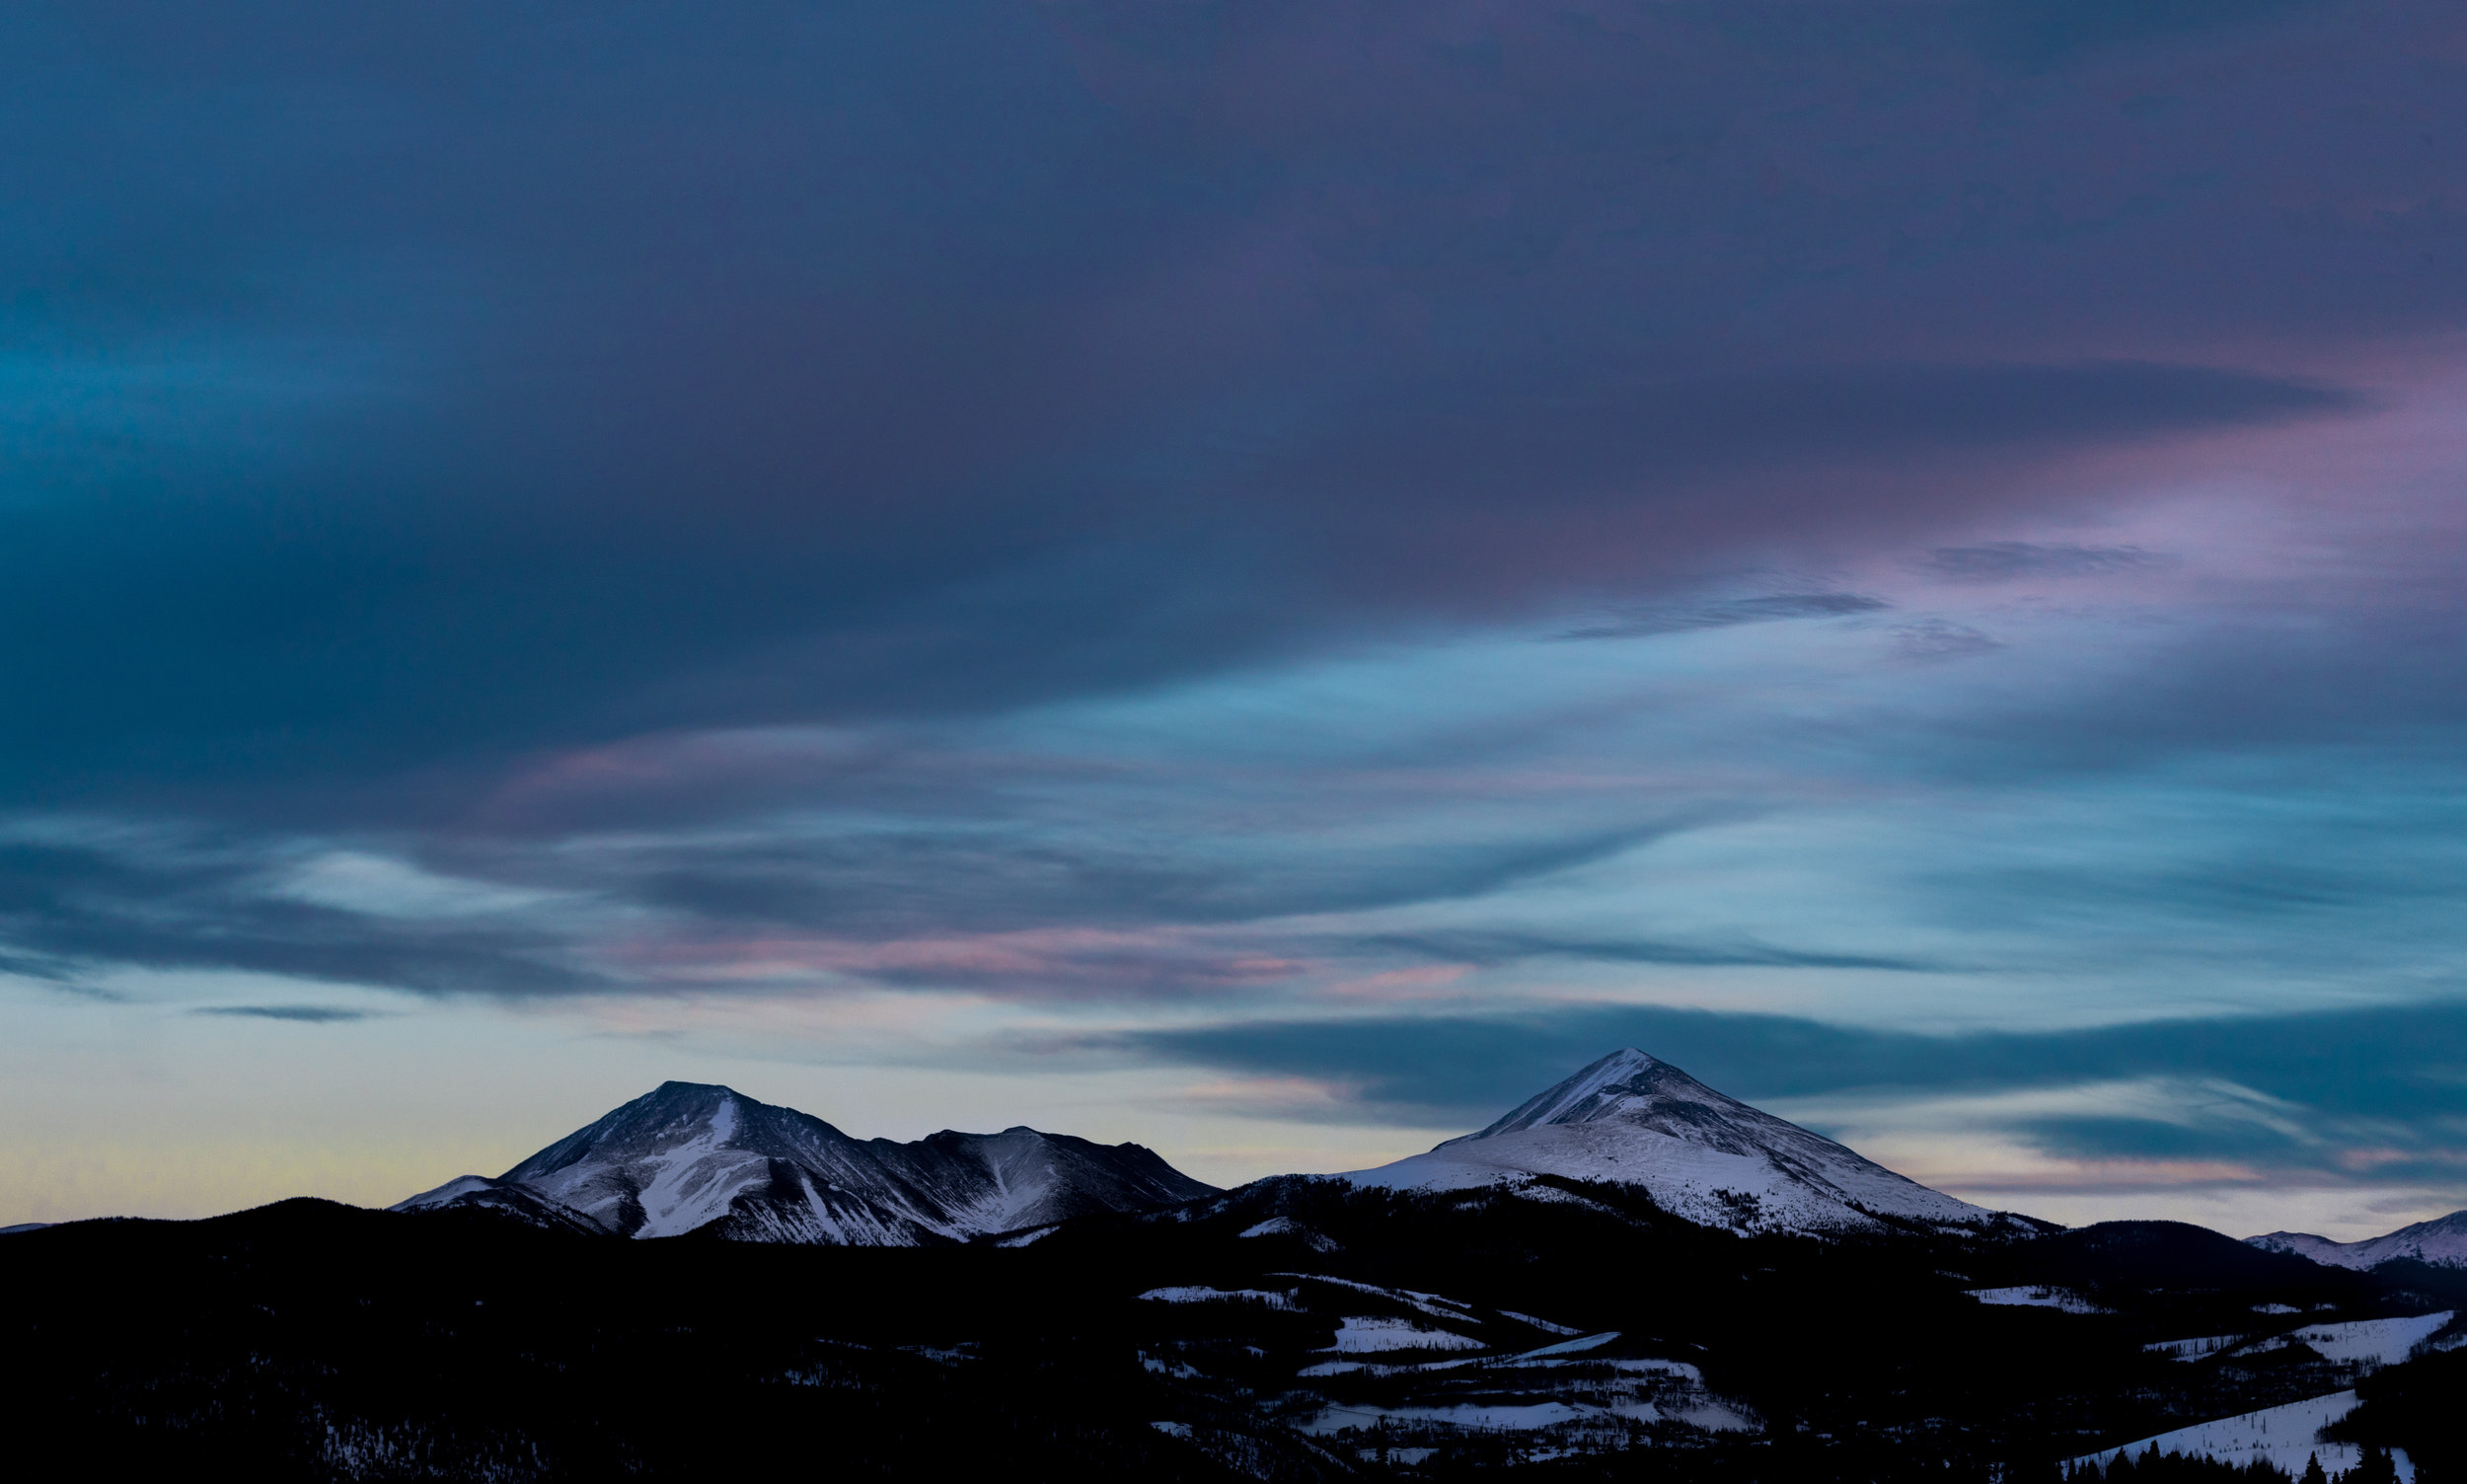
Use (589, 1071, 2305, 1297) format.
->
(1300, 1401, 1592, 1434)
(1497, 1332, 1620, 1365)
(1138, 1286, 1299, 1309)
(1298, 1392, 1757, 1438)
(2143, 1335, 2242, 1362)
(2138, 1309, 2453, 1370)
(2072, 1391, 2414, 1481)
(1277, 1274, 1480, 1322)
(2283, 1311, 2453, 1367)
(1965, 1286, 2109, 1314)
(1318, 1317, 1490, 1353)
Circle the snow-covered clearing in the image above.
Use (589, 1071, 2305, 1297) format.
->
(1138, 1286, 1297, 1309)
(1965, 1286, 2109, 1314)
(1274, 1273, 1476, 1321)
(1501, 1332, 1619, 1364)
(2071, 1391, 2414, 1481)
(1301, 1389, 1756, 1438)
(2284, 1311, 2452, 1367)
(1300, 1401, 1591, 1434)
(1318, 1317, 1488, 1353)
(2143, 1335, 2242, 1362)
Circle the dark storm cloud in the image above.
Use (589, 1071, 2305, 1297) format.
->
(0, 0, 2444, 816)
(1120, 997, 2467, 1176)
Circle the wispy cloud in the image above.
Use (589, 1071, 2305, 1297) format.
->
(192, 1004, 378, 1023)
(1920, 543, 2178, 583)
(0, 836, 614, 1000)
(1357, 929, 1942, 974)
(1891, 620, 2006, 663)
(1556, 593, 1888, 641)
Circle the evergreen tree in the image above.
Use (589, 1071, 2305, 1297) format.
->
(2299, 1452, 2328, 1484)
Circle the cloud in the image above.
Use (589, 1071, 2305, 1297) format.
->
(0, 836, 613, 999)
(1919, 544, 2178, 583)
(191, 1004, 377, 1023)
(620, 821, 1689, 939)
(1556, 592, 1888, 641)
(1891, 620, 2006, 663)
(1358, 929, 1941, 974)
(0, 1, 2429, 813)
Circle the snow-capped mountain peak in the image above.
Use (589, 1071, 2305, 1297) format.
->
(1342, 1048, 2021, 1236)
(2246, 1210, 2467, 1271)
(395, 1081, 1217, 1245)
(1442, 1047, 1730, 1144)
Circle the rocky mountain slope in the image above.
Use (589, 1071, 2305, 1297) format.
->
(1337, 1047, 2024, 1235)
(394, 1080, 1216, 1244)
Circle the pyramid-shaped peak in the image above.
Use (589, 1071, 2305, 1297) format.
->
(1351, 1047, 2009, 1236)
(646, 1079, 744, 1101)
(1457, 1047, 1732, 1143)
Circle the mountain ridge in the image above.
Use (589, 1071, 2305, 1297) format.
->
(1336, 1047, 2033, 1236)
(395, 1079, 1218, 1244)
(2247, 1209, 2467, 1272)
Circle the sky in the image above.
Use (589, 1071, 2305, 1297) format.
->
(5, 0, 2467, 1242)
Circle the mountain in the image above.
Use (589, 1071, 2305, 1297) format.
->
(2020, 1220, 2371, 1294)
(394, 1080, 1217, 1244)
(1337, 1047, 2021, 1235)
(2248, 1210, 2467, 1271)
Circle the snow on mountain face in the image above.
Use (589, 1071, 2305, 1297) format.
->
(393, 1081, 1218, 1245)
(1339, 1048, 2014, 1236)
(2247, 1210, 2467, 1271)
